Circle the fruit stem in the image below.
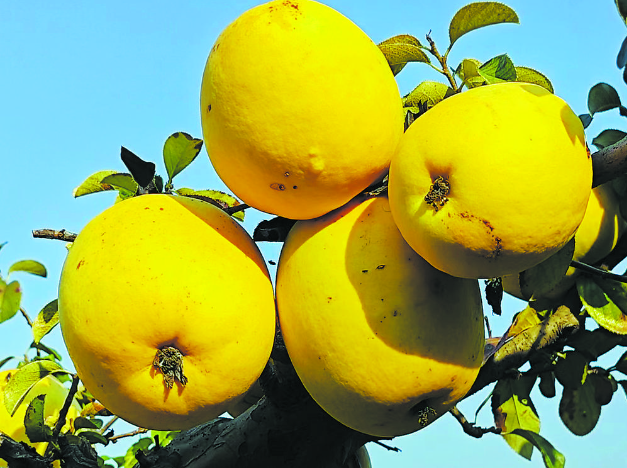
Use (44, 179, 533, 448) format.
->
(425, 33, 459, 92)
(153, 346, 188, 388)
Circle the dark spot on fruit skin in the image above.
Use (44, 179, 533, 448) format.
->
(293, 186, 298, 189)
(76, 259, 85, 270)
(362, 269, 368, 273)
(270, 183, 286, 191)
(483, 220, 494, 231)
(207, 104, 212, 113)
(160, 208, 164, 211)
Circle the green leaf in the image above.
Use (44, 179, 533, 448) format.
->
(377, 35, 430, 76)
(449, 2, 519, 47)
(120, 147, 155, 189)
(0, 357, 14, 370)
(74, 417, 102, 430)
(3, 361, 66, 416)
(72, 170, 119, 198)
(122, 437, 153, 468)
(456, 58, 486, 88)
(617, 37, 627, 68)
(30, 341, 63, 362)
(519, 238, 575, 300)
(559, 378, 601, 436)
(150, 430, 180, 447)
(478, 54, 517, 84)
(163, 132, 203, 186)
(616, 0, 627, 25)
(76, 428, 109, 445)
(591, 129, 627, 150)
(587, 370, 615, 406)
(568, 327, 624, 360)
(8, 260, 47, 278)
(554, 351, 588, 389)
(515, 66, 554, 93)
(24, 394, 53, 443)
(577, 276, 627, 334)
(0, 279, 22, 324)
(101, 173, 139, 200)
(32, 299, 60, 345)
(579, 114, 593, 129)
(403, 81, 455, 111)
(616, 350, 627, 375)
(588, 83, 621, 116)
(492, 375, 539, 460)
(175, 188, 245, 221)
(509, 429, 565, 468)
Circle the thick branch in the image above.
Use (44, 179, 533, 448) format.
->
(591, 136, 627, 187)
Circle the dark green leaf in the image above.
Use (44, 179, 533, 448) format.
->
(403, 81, 455, 111)
(554, 351, 588, 389)
(24, 394, 53, 443)
(588, 83, 621, 116)
(519, 238, 575, 300)
(72, 170, 118, 198)
(577, 276, 627, 335)
(76, 428, 109, 445)
(509, 429, 565, 468)
(163, 132, 203, 186)
(615, 350, 627, 375)
(0, 357, 14, 370)
(74, 417, 102, 430)
(3, 361, 66, 416)
(485, 277, 503, 316)
(455, 58, 486, 88)
(616, 0, 627, 24)
(478, 54, 517, 84)
(539, 372, 556, 398)
(568, 327, 624, 360)
(587, 370, 614, 406)
(579, 114, 593, 129)
(377, 35, 430, 76)
(592, 129, 627, 150)
(123, 437, 154, 467)
(32, 299, 59, 345)
(515, 66, 554, 93)
(30, 341, 63, 361)
(0, 242, 7, 252)
(449, 2, 519, 47)
(559, 378, 601, 436)
(8, 260, 47, 278)
(150, 430, 180, 447)
(100, 173, 139, 199)
(120, 147, 155, 189)
(175, 188, 245, 221)
(0, 279, 22, 324)
(618, 37, 627, 68)
(253, 217, 297, 242)
(492, 375, 539, 460)
(619, 380, 627, 397)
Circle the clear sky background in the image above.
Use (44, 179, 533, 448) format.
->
(2, 1, 627, 467)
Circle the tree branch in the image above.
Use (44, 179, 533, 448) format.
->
(449, 406, 501, 438)
(591, 136, 627, 187)
(32, 229, 77, 242)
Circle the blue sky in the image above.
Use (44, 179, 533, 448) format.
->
(2, 1, 627, 467)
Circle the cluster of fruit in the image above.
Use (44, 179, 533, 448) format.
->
(54, 0, 612, 441)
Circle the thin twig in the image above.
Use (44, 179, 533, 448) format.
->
(108, 428, 149, 442)
(46, 374, 81, 457)
(224, 203, 249, 215)
(20, 308, 33, 328)
(99, 415, 119, 435)
(373, 440, 401, 452)
(571, 260, 627, 283)
(449, 406, 501, 438)
(32, 229, 77, 242)
(425, 32, 459, 92)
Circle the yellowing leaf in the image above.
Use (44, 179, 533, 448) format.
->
(449, 2, 519, 47)
(32, 299, 59, 345)
(509, 430, 565, 468)
(0, 279, 21, 323)
(577, 276, 627, 335)
(515, 66, 554, 93)
(3, 361, 66, 416)
(492, 375, 539, 460)
(72, 170, 118, 198)
(377, 34, 430, 75)
(403, 81, 455, 111)
(8, 260, 47, 278)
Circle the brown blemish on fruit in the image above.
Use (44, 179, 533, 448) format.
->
(76, 259, 85, 270)
(270, 183, 286, 191)
(425, 176, 450, 211)
(207, 104, 211, 113)
(284, 171, 290, 177)
(483, 219, 494, 232)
